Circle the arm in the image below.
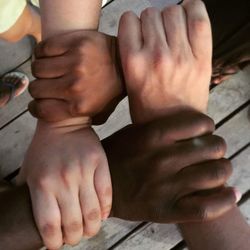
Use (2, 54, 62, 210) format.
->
(180, 208, 250, 250)
(17, 1, 113, 249)
(39, 0, 102, 39)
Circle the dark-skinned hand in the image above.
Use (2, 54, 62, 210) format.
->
(104, 109, 237, 223)
(29, 30, 125, 124)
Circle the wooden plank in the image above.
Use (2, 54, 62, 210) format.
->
(99, 0, 151, 36)
(0, 60, 33, 128)
(208, 66, 250, 124)
(148, 0, 179, 9)
(215, 106, 250, 158)
(0, 37, 34, 75)
(240, 198, 250, 225)
(62, 218, 138, 250)
(113, 145, 250, 250)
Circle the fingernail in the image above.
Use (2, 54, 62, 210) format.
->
(234, 188, 242, 203)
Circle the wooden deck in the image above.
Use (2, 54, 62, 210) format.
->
(0, 0, 249, 249)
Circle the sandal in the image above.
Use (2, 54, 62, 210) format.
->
(0, 72, 29, 108)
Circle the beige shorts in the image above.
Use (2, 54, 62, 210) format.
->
(0, 0, 110, 33)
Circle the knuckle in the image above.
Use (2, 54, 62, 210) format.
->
(41, 221, 60, 238)
(121, 11, 136, 21)
(73, 57, 86, 73)
(191, 17, 209, 34)
(32, 176, 52, 190)
(152, 48, 168, 70)
(173, 53, 189, 68)
(211, 136, 227, 158)
(211, 164, 228, 183)
(86, 208, 101, 222)
(141, 7, 160, 18)
(214, 159, 233, 180)
(60, 168, 74, 187)
(194, 203, 210, 221)
(40, 40, 53, 55)
(70, 100, 87, 117)
(68, 74, 84, 94)
(64, 221, 82, 234)
(152, 152, 172, 175)
(196, 115, 215, 134)
(32, 101, 47, 119)
(163, 5, 182, 17)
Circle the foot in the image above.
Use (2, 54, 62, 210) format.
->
(0, 72, 29, 108)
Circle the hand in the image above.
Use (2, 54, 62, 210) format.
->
(17, 123, 112, 249)
(29, 30, 125, 124)
(103, 109, 238, 222)
(118, 0, 212, 123)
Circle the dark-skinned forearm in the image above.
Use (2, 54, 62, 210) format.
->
(180, 207, 250, 250)
(0, 185, 42, 250)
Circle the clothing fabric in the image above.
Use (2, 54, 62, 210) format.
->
(0, 0, 110, 33)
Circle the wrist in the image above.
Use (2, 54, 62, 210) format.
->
(37, 116, 92, 133)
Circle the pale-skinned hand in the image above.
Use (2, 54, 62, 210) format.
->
(17, 122, 112, 250)
(118, 0, 212, 123)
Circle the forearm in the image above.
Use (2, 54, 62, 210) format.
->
(180, 207, 250, 250)
(0, 185, 42, 250)
(39, 0, 102, 39)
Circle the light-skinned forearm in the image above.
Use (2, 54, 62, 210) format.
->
(180, 206, 250, 249)
(39, 0, 102, 39)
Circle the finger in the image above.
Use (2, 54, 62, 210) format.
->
(177, 159, 233, 194)
(29, 76, 73, 100)
(118, 11, 142, 58)
(35, 31, 85, 58)
(32, 56, 74, 79)
(140, 7, 167, 49)
(175, 187, 237, 222)
(182, 0, 212, 60)
(79, 178, 102, 238)
(155, 135, 227, 173)
(57, 190, 83, 246)
(29, 99, 72, 122)
(145, 109, 215, 146)
(94, 161, 112, 220)
(29, 189, 63, 250)
(162, 5, 191, 53)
